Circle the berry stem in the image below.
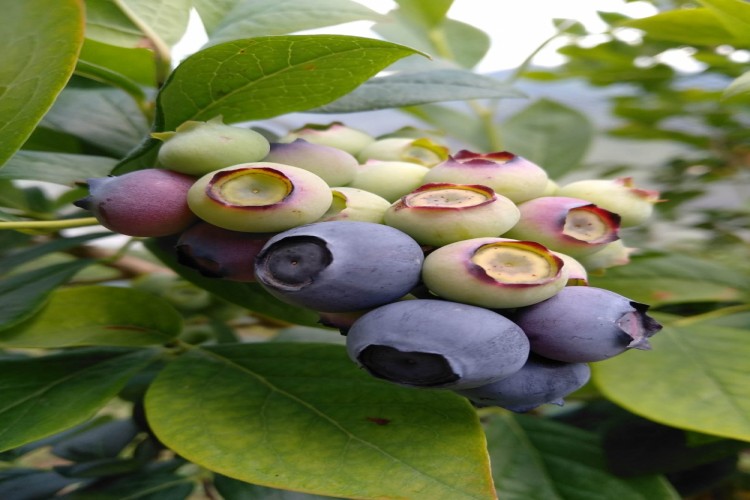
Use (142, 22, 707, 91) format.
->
(0, 217, 100, 231)
(671, 303, 750, 327)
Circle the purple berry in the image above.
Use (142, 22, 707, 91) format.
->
(455, 354, 591, 412)
(513, 286, 663, 362)
(75, 169, 197, 237)
(175, 222, 272, 282)
(346, 299, 530, 389)
(253, 221, 424, 313)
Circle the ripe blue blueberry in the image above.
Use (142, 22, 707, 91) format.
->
(346, 299, 530, 390)
(513, 286, 662, 362)
(455, 354, 591, 412)
(253, 221, 424, 312)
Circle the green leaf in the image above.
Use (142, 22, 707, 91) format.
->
(209, 0, 384, 45)
(0, 151, 116, 185)
(698, 0, 750, 46)
(41, 85, 150, 157)
(79, 38, 157, 86)
(65, 470, 196, 499)
(593, 314, 750, 442)
(501, 98, 594, 179)
(144, 237, 321, 327)
(0, 0, 85, 167)
(85, 0, 144, 47)
(193, 0, 242, 34)
(394, 0, 453, 29)
(0, 285, 182, 348)
(589, 253, 746, 306)
(623, 8, 734, 46)
(115, 0, 192, 47)
(157, 35, 422, 130)
(374, 16, 490, 69)
(145, 343, 495, 500)
(723, 70, 750, 100)
(0, 231, 110, 276)
(312, 69, 523, 113)
(0, 260, 93, 331)
(403, 103, 490, 151)
(485, 413, 680, 499)
(214, 474, 335, 499)
(0, 348, 158, 452)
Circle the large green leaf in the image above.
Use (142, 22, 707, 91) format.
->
(0, 348, 159, 451)
(0, 260, 93, 331)
(144, 238, 321, 327)
(485, 412, 680, 499)
(623, 8, 734, 46)
(312, 69, 523, 113)
(0, 231, 110, 276)
(0, 286, 182, 348)
(41, 86, 150, 157)
(156, 35, 422, 130)
(209, 0, 384, 45)
(403, 103, 490, 151)
(0, 151, 116, 185)
(698, 0, 750, 46)
(214, 474, 335, 499)
(145, 343, 495, 500)
(501, 98, 594, 179)
(593, 313, 750, 442)
(589, 253, 747, 306)
(0, 0, 85, 167)
(193, 0, 242, 34)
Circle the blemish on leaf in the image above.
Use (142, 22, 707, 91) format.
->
(366, 416, 391, 425)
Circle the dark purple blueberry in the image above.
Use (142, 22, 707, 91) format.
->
(253, 221, 424, 312)
(75, 169, 197, 237)
(175, 222, 272, 282)
(513, 286, 662, 363)
(346, 299, 530, 390)
(455, 354, 591, 412)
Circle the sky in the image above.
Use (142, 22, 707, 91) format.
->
(173, 0, 662, 73)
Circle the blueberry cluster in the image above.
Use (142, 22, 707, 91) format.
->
(76, 119, 663, 413)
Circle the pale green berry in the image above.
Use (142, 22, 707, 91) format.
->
(187, 162, 332, 233)
(356, 137, 449, 167)
(153, 116, 270, 175)
(280, 122, 375, 155)
(348, 160, 430, 202)
(318, 187, 392, 224)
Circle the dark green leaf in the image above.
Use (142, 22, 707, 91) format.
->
(145, 343, 495, 500)
(214, 474, 336, 499)
(144, 237, 322, 328)
(0, 348, 159, 451)
(41, 86, 150, 157)
(485, 412, 680, 499)
(65, 470, 196, 499)
(0, 231, 110, 276)
(312, 69, 523, 113)
(0, 0, 84, 167)
(52, 418, 140, 461)
(156, 35, 422, 130)
(0, 469, 78, 499)
(502, 98, 594, 178)
(209, 0, 384, 45)
(0, 285, 182, 348)
(593, 314, 750, 441)
(0, 150, 116, 185)
(0, 260, 93, 331)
